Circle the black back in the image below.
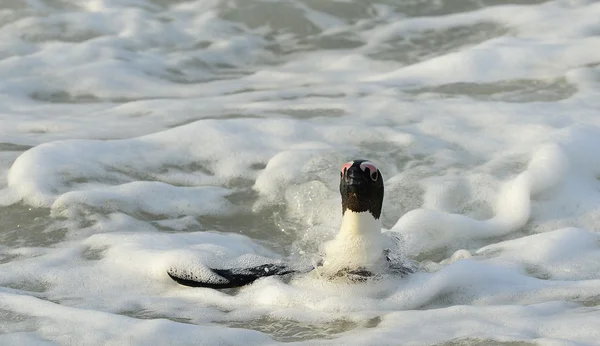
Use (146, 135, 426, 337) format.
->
(167, 263, 297, 289)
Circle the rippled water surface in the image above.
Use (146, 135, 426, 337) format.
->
(2, 0, 600, 345)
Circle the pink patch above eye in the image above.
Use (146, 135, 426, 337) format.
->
(359, 162, 377, 174)
(360, 161, 379, 181)
(341, 162, 353, 173)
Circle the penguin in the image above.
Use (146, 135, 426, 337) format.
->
(167, 159, 414, 289)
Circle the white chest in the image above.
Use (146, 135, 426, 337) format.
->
(322, 211, 386, 272)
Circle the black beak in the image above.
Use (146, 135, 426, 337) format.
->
(344, 167, 366, 190)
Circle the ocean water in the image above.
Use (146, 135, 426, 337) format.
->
(2, 0, 600, 344)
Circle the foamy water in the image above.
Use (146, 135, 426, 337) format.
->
(2, 0, 600, 344)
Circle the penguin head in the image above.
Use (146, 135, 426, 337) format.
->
(339, 159, 384, 219)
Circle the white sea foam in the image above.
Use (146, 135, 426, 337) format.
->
(2, 0, 600, 344)
(392, 142, 570, 256)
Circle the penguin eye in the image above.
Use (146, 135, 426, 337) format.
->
(359, 162, 378, 181)
(340, 162, 353, 176)
(370, 170, 378, 181)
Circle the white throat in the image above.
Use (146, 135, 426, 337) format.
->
(322, 210, 386, 273)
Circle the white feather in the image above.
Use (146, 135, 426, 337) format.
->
(321, 210, 386, 273)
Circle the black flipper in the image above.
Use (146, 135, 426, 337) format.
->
(168, 263, 297, 289)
